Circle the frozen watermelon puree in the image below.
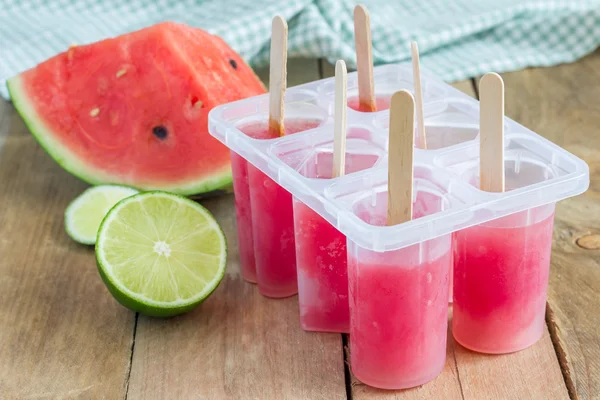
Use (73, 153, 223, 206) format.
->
(231, 118, 321, 293)
(236, 119, 322, 138)
(293, 146, 380, 333)
(294, 201, 349, 332)
(8, 22, 266, 194)
(348, 189, 451, 390)
(452, 204, 555, 354)
(230, 152, 257, 282)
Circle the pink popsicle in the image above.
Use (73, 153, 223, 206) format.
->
(453, 204, 555, 353)
(348, 189, 452, 389)
(294, 148, 380, 333)
(234, 118, 321, 296)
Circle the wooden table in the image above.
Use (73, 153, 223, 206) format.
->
(1, 51, 599, 400)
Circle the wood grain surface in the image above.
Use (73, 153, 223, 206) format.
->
(0, 87, 135, 398)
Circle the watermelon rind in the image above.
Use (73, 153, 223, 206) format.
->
(6, 76, 232, 196)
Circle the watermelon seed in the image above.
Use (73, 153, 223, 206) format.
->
(90, 108, 100, 117)
(116, 69, 127, 78)
(152, 126, 168, 140)
(195, 100, 203, 109)
(229, 59, 237, 70)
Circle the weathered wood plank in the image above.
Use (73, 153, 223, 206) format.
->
(256, 57, 321, 88)
(0, 97, 8, 130)
(454, 326, 568, 399)
(348, 321, 463, 400)
(320, 59, 335, 79)
(127, 58, 347, 400)
(450, 80, 477, 98)
(477, 48, 600, 400)
(0, 100, 134, 398)
(349, 318, 565, 400)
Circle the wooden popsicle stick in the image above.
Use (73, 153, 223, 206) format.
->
(411, 41, 427, 149)
(333, 60, 348, 178)
(354, 4, 376, 112)
(268, 16, 288, 137)
(479, 72, 505, 192)
(387, 90, 415, 226)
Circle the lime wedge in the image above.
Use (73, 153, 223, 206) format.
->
(95, 191, 227, 317)
(65, 185, 139, 245)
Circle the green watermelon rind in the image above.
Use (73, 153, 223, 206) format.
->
(6, 76, 233, 196)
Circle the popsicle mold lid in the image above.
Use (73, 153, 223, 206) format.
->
(208, 63, 589, 252)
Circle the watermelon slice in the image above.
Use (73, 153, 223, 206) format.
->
(7, 22, 265, 195)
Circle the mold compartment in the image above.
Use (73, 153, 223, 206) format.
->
(317, 65, 446, 115)
(374, 99, 482, 150)
(218, 89, 321, 122)
(324, 164, 472, 252)
(285, 127, 385, 335)
(271, 126, 386, 179)
(434, 134, 574, 192)
(234, 102, 330, 140)
(352, 176, 452, 227)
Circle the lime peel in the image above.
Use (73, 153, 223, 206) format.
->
(95, 191, 227, 317)
(65, 185, 139, 245)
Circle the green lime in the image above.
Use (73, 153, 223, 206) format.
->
(65, 185, 139, 245)
(95, 191, 227, 317)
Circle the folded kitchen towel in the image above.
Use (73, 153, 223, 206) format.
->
(1, 0, 599, 99)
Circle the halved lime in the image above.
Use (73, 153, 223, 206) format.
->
(65, 185, 139, 245)
(95, 191, 227, 317)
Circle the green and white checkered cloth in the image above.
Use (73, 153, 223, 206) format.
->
(1, 0, 600, 99)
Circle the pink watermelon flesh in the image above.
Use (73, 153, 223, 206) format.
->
(8, 22, 266, 195)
